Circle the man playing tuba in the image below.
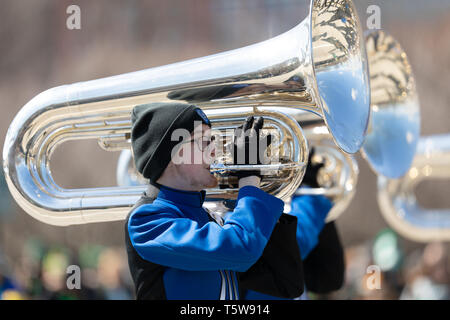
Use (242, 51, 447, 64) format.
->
(125, 102, 339, 300)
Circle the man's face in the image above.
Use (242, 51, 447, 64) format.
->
(172, 124, 218, 190)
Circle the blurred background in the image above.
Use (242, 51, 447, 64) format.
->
(0, 0, 449, 300)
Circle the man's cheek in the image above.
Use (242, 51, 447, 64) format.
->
(207, 176, 218, 188)
(187, 164, 205, 176)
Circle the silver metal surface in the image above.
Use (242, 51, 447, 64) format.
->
(378, 134, 450, 242)
(206, 108, 309, 201)
(293, 121, 359, 222)
(362, 30, 420, 179)
(294, 30, 421, 220)
(3, 0, 369, 225)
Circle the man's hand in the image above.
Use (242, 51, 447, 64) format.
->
(232, 116, 272, 182)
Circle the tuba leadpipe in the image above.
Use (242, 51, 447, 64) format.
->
(3, 0, 369, 226)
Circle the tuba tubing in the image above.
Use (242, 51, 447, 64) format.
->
(3, 0, 369, 226)
(378, 134, 450, 242)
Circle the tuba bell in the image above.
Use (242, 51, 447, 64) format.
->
(3, 0, 370, 226)
(294, 30, 421, 221)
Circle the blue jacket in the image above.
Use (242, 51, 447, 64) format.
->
(289, 193, 333, 260)
(126, 185, 287, 299)
(244, 193, 333, 300)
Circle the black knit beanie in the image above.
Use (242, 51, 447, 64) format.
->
(131, 102, 211, 183)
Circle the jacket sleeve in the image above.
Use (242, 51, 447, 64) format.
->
(303, 221, 345, 294)
(238, 213, 304, 299)
(128, 186, 284, 272)
(289, 193, 333, 259)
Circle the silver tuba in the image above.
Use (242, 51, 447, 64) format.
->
(294, 30, 421, 221)
(3, 0, 370, 226)
(378, 134, 450, 242)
